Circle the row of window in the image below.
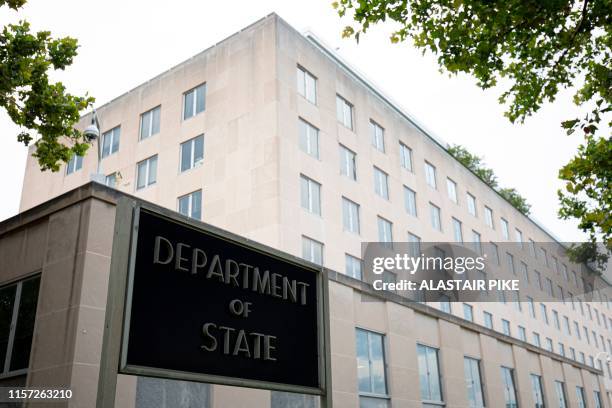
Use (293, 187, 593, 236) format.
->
(357, 328, 603, 408)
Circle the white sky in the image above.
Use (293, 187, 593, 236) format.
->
(0, 0, 589, 242)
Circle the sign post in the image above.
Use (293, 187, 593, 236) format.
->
(97, 200, 330, 407)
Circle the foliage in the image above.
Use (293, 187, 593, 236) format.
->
(1, 1, 94, 171)
(447, 144, 531, 215)
(333, 0, 610, 270)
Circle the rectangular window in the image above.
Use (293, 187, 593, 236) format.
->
(541, 303, 549, 324)
(553, 310, 560, 329)
(502, 319, 511, 336)
(183, 83, 206, 120)
(408, 232, 421, 258)
(506, 253, 515, 275)
(452, 218, 463, 243)
(520, 262, 529, 283)
(554, 381, 568, 408)
(467, 193, 477, 216)
(399, 142, 413, 171)
(342, 197, 360, 234)
(296, 66, 316, 104)
(377, 217, 393, 249)
(527, 297, 536, 318)
(464, 357, 485, 408)
(531, 374, 545, 408)
(66, 154, 83, 175)
(298, 118, 319, 159)
(483, 312, 493, 329)
(345, 254, 362, 280)
(471, 231, 482, 255)
(463, 303, 474, 321)
(417, 344, 443, 404)
(370, 120, 385, 152)
(429, 203, 442, 232)
(501, 367, 518, 408)
(558, 343, 565, 357)
(501, 218, 509, 239)
(374, 167, 389, 199)
(140, 106, 161, 140)
(424, 162, 437, 189)
(534, 270, 542, 290)
(574, 321, 581, 339)
(302, 236, 323, 266)
(339, 144, 357, 181)
(105, 173, 117, 188)
(356, 329, 388, 397)
(102, 126, 121, 157)
(136, 155, 157, 190)
(570, 347, 576, 360)
(576, 386, 587, 408)
(489, 243, 500, 265)
(529, 239, 536, 257)
(518, 326, 527, 341)
(336, 94, 353, 129)
(178, 190, 202, 220)
(180, 134, 205, 172)
(440, 295, 451, 313)
(300, 175, 321, 215)
(545, 338, 553, 351)
(594, 391, 603, 408)
(447, 178, 458, 203)
(404, 186, 417, 217)
(515, 228, 523, 248)
(484, 206, 494, 228)
(533, 332, 541, 347)
(563, 316, 571, 335)
(0, 276, 41, 376)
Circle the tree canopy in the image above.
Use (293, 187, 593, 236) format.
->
(334, 0, 611, 269)
(1, 0, 94, 171)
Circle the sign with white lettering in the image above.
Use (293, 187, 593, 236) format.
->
(119, 208, 325, 394)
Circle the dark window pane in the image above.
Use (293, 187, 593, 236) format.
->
(195, 85, 206, 114)
(181, 141, 192, 172)
(10, 277, 40, 371)
(0, 284, 17, 370)
(184, 91, 194, 119)
(192, 191, 202, 220)
(193, 135, 204, 165)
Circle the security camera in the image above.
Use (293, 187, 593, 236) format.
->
(83, 124, 100, 142)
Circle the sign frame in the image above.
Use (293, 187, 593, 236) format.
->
(96, 198, 331, 407)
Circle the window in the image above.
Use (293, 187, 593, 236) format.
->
(518, 326, 527, 341)
(464, 357, 485, 408)
(501, 218, 509, 239)
(594, 391, 603, 408)
(539, 247, 548, 266)
(404, 186, 417, 217)
(554, 381, 568, 408)
(466, 193, 477, 216)
(533, 332, 541, 347)
(558, 343, 565, 356)
(0, 276, 40, 376)
(370, 121, 385, 152)
(501, 367, 518, 408)
(302, 236, 323, 266)
(484, 206, 494, 228)
(574, 321, 581, 339)
(180, 134, 205, 172)
(506, 253, 515, 274)
(345, 254, 362, 280)
(541, 304, 549, 324)
(447, 178, 458, 203)
(579, 352, 585, 364)
(440, 295, 451, 313)
(377, 217, 393, 249)
(339, 145, 357, 180)
(520, 262, 529, 283)
(300, 175, 321, 215)
(424, 162, 437, 189)
(105, 173, 117, 188)
(102, 126, 121, 157)
(529, 239, 536, 257)
(373, 167, 389, 200)
(452, 218, 463, 243)
(471, 231, 482, 255)
(489, 243, 500, 265)
(502, 319, 511, 335)
(298, 119, 319, 159)
(576, 386, 587, 408)
(553, 310, 560, 329)
(417, 344, 443, 405)
(336, 94, 353, 129)
(531, 374, 545, 408)
(545, 337, 553, 351)
(356, 329, 388, 400)
(429, 203, 442, 231)
(408, 232, 421, 257)
(66, 154, 83, 175)
(483, 312, 493, 329)
(463, 303, 474, 321)
(140, 106, 160, 140)
(563, 316, 571, 335)
(399, 143, 413, 171)
(183, 83, 206, 119)
(296, 66, 316, 104)
(136, 155, 157, 190)
(515, 229, 523, 248)
(342, 197, 360, 234)
(527, 297, 536, 318)
(570, 347, 576, 360)
(178, 190, 202, 220)
(534, 270, 542, 290)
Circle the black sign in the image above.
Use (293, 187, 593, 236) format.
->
(121, 209, 323, 392)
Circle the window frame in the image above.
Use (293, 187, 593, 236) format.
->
(177, 189, 202, 220)
(139, 106, 161, 141)
(179, 134, 205, 173)
(296, 65, 317, 104)
(182, 82, 207, 120)
(136, 155, 158, 190)
(101, 125, 121, 158)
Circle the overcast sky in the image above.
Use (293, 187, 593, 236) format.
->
(0, 0, 589, 242)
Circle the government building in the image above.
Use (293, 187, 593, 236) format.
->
(2, 13, 611, 408)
